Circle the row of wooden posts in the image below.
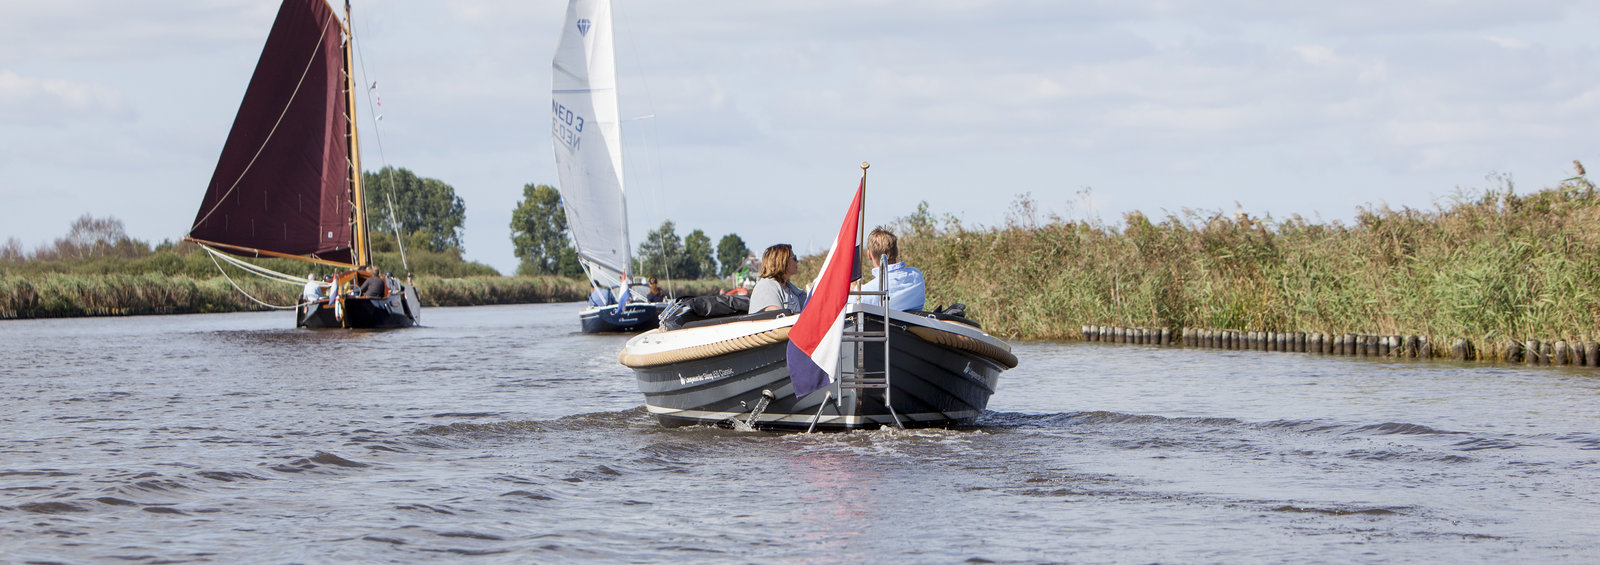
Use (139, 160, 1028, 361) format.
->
(1079, 324, 1600, 367)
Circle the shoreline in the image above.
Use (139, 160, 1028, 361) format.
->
(0, 274, 727, 320)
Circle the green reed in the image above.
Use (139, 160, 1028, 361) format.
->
(890, 183, 1600, 346)
(0, 273, 736, 319)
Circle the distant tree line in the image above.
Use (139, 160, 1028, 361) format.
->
(7, 171, 753, 283)
(2, 214, 151, 263)
(5, 166, 494, 278)
(509, 183, 749, 281)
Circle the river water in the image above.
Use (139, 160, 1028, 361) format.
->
(1, 303, 1596, 563)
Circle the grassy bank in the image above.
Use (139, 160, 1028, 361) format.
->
(0, 274, 576, 319)
(1, 232, 736, 319)
(890, 180, 1600, 349)
(0, 273, 734, 319)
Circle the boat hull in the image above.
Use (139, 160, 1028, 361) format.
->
(297, 286, 422, 329)
(581, 302, 667, 333)
(625, 311, 1010, 431)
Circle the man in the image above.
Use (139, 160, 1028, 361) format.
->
(357, 271, 387, 298)
(301, 273, 325, 303)
(588, 280, 616, 307)
(860, 227, 925, 311)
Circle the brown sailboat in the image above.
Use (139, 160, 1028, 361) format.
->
(185, 0, 420, 329)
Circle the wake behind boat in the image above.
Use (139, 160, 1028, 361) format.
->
(185, 0, 420, 329)
(618, 164, 1019, 431)
(552, 0, 667, 332)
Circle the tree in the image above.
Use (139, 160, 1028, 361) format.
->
(509, 183, 582, 277)
(1, 237, 24, 262)
(362, 166, 466, 253)
(635, 220, 683, 279)
(716, 233, 749, 277)
(682, 229, 715, 280)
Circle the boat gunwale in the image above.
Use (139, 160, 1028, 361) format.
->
(619, 304, 1015, 368)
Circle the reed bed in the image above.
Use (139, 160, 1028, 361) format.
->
(0, 274, 735, 319)
(891, 183, 1600, 350)
(0, 273, 298, 318)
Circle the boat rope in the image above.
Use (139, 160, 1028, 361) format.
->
(906, 325, 1019, 368)
(618, 326, 792, 368)
(190, 15, 336, 235)
(352, 24, 412, 279)
(204, 247, 308, 310)
(200, 245, 312, 286)
(616, 322, 1018, 369)
(609, 4, 678, 298)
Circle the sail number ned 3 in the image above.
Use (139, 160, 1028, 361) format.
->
(552, 101, 586, 150)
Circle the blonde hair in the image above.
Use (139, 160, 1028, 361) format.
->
(866, 227, 898, 265)
(759, 244, 795, 283)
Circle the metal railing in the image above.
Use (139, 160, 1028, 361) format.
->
(808, 255, 902, 431)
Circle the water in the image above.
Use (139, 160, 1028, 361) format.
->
(2, 303, 1597, 563)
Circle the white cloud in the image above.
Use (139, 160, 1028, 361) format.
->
(0, 70, 130, 125)
(2, 0, 1600, 274)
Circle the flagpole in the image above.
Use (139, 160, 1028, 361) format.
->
(846, 161, 869, 410)
(857, 162, 868, 287)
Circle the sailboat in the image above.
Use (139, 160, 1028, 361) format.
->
(552, 0, 669, 333)
(618, 164, 1019, 431)
(185, 0, 421, 329)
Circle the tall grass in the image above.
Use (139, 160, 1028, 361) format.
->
(0, 273, 298, 318)
(875, 181, 1600, 345)
(0, 273, 735, 319)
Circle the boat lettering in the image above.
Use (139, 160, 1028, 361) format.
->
(551, 102, 585, 150)
(679, 368, 733, 385)
(551, 101, 585, 132)
(961, 362, 986, 383)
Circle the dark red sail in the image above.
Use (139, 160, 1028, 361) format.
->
(190, 0, 353, 264)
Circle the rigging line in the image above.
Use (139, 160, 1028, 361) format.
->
(351, 19, 412, 278)
(204, 247, 309, 310)
(200, 245, 315, 286)
(614, 2, 677, 298)
(191, 15, 336, 235)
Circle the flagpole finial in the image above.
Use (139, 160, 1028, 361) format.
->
(860, 161, 869, 171)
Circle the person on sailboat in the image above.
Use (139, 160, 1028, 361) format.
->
(645, 277, 665, 302)
(357, 271, 387, 298)
(588, 280, 616, 306)
(747, 243, 807, 313)
(857, 227, 925, 311)
(302, 273, 327, 303)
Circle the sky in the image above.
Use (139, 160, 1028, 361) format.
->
(3, 0, 1600, 275)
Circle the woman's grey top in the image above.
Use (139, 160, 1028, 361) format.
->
(747, 277, 806, 313)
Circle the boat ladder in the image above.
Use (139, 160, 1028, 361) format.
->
(808, 261, 902, 432)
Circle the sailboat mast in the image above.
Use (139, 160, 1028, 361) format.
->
(343, 0, 371, 268)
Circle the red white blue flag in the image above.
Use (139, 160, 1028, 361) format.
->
(615, 265, 632, 314)
(785, 178, 864, 398)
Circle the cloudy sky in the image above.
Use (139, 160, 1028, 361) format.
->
(3, 1, 1599, 274)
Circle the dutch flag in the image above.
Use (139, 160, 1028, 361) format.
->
(784, 178, 865, 398)
(615, 267, 631, 315)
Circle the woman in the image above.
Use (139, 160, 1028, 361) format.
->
(747, 243, 806, 313)
(645, 277, 665, 302)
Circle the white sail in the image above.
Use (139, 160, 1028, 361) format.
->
(552, 0, 630, 291)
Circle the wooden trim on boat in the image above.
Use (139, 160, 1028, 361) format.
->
(186, 238, 359, 269)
